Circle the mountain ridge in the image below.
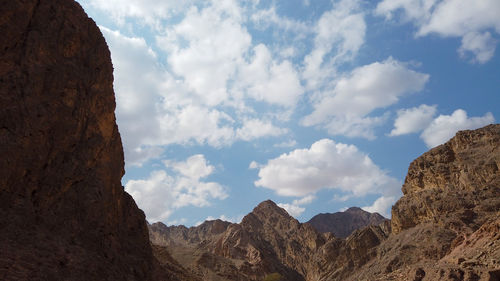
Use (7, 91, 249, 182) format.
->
(150, 124, 500, 281)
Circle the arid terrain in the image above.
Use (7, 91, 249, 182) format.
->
(1, 0, 499, 280)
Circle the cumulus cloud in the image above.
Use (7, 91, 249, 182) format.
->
(278, 195, 316, 217)
(277, 203, 306, 217)
(420, 109, 494, 147)
(125, 155, 228, 222)
(236, 44, 304, 108)
(236, 119, 288, 141)
(273, 140, 298, 148)
(251, 6, 309, 33)
(84, 0, 195, 27)
(254, 139, 400, 198)
(302, 58, 430, 139)
(362, 196, 396, 218)
(389, 104, 437, 136)
(458, 31, 498, 64)
(376, 0, 500, 63)
(303, 0, 366, 89)
(99, 1, 305, 166)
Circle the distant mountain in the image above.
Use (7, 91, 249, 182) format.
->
(306, 207, 388, 238)
(149, 125, 500, 281)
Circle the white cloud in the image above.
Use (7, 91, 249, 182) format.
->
(163, 3, 250, 107)
(99, 27, 166, 166)
(376, 0, 500, 63)
(292, 194, 316, 205)
(362, 196, 396, 218)
(302, 58, 430, 139)
(389, 104, 437, 136)
(251, 6, 308, 33)
(458, 31, 497, 64)
(277, 195, 316, 217)
(303, 0, 366, 89)
(236, 118, 288, 141)
(375, 0, 437, 22)
(249, 161, 260, 169)
(273, 140, 298, 148)
(254, 139, 400, 198)
(100, 5, 302, 166)
(420, 109, 494, 148)
(83, 0, 195, 27)
(236, 44, 304, 108)
(277, 203, 305, 217)
(125, 155, 228, 222)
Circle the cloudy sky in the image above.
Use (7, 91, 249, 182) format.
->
(76, 0, 499, 225)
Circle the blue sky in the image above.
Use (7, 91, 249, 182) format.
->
(76, 0, 499, 226)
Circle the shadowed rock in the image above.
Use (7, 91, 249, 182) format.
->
(0, 1, 191, 280)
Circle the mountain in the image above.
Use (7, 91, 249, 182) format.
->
(306, 207, 388, 238)
(0, 1, 193, 280)
(150, 124, 500, 281)
(150, 200, 391, 281)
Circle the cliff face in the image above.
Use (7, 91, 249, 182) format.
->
(349, 125, 500, 281)
(0, 1, 158, 279)
(392, 124, 500, 234)
(307, 207, 388, 238)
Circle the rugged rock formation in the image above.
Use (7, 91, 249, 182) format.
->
(392, 124, 500, 234)
(307, 207, 388, 238)
(348, 125, 500, 281)
(150, 201, 391, 281)
(0, 1, 188, 280)
(151, 125, 500, 281)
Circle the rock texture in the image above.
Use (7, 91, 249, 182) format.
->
(0, 1, 188, 280)
(307, 207, 388, 238)
(392, 124, 500, 234)
(151, 125, 500, 281)
(150, 201, 391, 281)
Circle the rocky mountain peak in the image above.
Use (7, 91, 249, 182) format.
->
(307, 207, 388, 238)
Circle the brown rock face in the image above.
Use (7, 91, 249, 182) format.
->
(307, 207, 388, 238)
(392, 124, 500, 234)
(0, 0, 168, 280)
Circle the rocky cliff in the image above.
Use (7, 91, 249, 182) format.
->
(151, 125, 500, 281)
(307, 207, 388, 238)
(0, 1, 190, 280)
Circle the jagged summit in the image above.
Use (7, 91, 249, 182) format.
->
(249, 199, 292, 218)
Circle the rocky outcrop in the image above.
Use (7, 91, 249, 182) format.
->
(392, 124, 500, 234)
(0, 0, 185, 280)
(307, 207, 388, 238)
(348, 125, 500, 280)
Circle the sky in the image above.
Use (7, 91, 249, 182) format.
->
(75, 0, 500, 226)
